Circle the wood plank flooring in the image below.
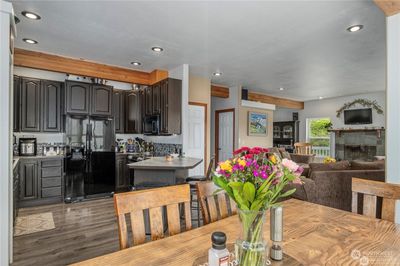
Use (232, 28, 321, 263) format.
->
(13, 197, 202, 266)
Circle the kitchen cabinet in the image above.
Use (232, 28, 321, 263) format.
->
(20, 77, 41, 132)
(13, 76, 20, 132)
(13, 162, 20, 224)
(113, 90, 125, 133)
(144, 86, 153, 116)
(65, 81, 91, 115)
(159, 78, 182, 135)
(125, 90, 142, 133)
(91, 84, 113, 116)
(19, 157, 63, 207)
(42, 80, 62, 132)
(272, 121, 299, 152)
(152, 83, 161, 115)
(115, 154, 129, 191)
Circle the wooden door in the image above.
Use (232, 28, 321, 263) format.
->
(91, 84, 113, 116)
(144, 86, 153, 116)
(20, 77, 41, 132)
(216, 109, 235, 163)
(152, 82, 161, 115)
(65, 81, 90, 115)
(13, 75, 20, 132)
(187, 103, 206, 176)
(113, 90, 125, 133)
(20, 160, 39, 201)
(42, 80, 62, 132)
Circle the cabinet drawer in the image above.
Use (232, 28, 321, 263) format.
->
(41, 159, 62, 168)
(41, 177, 61, 188)
(41, 167, 62, 178)
(42, 187, 61, 198)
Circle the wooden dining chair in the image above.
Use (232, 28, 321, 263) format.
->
(352, 177, 400, 222)
(294, 142, 313, 155)
(114, 184, 192, 249)
(196, 181, 237, 225)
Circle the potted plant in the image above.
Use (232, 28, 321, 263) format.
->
(213, 147, 303, 265)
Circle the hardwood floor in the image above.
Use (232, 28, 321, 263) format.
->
(13, 196, 202, 266)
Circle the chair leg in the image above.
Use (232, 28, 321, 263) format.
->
(197, 196, 201, 226)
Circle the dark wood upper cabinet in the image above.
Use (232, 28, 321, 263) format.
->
(144, 86, 153, 116)
(13, 76, 20, 132)
(159, 78, 182, 135)
(20, 77, 41, 132)
(152, 83, 161, 115)
(125, 91, 142, 134)
(65, 81, 90, 115)
(91, 85, 113, 116)
(113, 90, 125, 133)
(41, 80, 62, 132)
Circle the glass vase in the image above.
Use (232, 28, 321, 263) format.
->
(235, 209, 268, 266)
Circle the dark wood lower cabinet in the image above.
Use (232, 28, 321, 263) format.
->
(13, 76, 20, 132)
(13, 162, 20, 224)
(115, 154, 129, 191)
(19, 157, 64, 207)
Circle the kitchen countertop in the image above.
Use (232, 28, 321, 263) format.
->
(127, 157, 202, 170)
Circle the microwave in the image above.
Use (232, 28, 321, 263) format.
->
(143, 115, 160, 135)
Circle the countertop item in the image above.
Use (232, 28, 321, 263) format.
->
(127, 157, 202, 170)
(72, 199, 400, 266)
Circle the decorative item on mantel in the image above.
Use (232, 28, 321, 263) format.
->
(336, 98, 384, 118)
(212, 147, 303, 265)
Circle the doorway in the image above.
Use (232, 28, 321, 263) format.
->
(215, 109, 235, 163)
(187, 102, 207, 176)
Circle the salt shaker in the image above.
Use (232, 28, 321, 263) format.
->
(208, 232, 229, 266)
(270, 206, 283, 261)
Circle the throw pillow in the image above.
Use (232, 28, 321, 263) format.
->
(280, 150, 291, 159)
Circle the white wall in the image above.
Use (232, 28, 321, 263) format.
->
(211, 86, 240, 156)
(274, 91, 386, 141)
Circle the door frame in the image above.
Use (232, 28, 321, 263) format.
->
(215, 108, 235, 163)
(188, 102, 207, 173)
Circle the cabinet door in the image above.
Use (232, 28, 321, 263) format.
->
(91, 85, 113, 116)
(13, 76, 20, 132)
(20, 160, 39, 201)
(144, 86, 153, 116)
(65, 81, 90, 115)
(42, 80, 62, 132)
(125, 91, 142, 133)
(113, 90, 125, 133)
(20, 78, 41, 132)
(115, 156, 127, 190)
(152, 83, 161, 115)
(160, 79, 168, 133)
(167, 78, 182, 134)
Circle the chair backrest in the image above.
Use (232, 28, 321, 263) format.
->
(196, 181, 237, 225)
(205, 155, 216, 180)
(114, 184, 192, 249)
(352, 177, 400, 222)
(294, 142, 313, 155)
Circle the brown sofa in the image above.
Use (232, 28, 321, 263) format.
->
(287, 160, 385, 212)
(268, 147, 315, 176)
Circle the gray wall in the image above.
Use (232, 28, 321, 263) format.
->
(274, 91, 386, 141)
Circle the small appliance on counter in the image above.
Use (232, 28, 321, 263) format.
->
(18, 138, 37, 156)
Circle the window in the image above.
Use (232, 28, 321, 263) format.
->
(306, 118, 331, 157)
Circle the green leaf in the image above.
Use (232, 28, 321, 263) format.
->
(279, 188, 296, 199)
(228, 181, 243, 191)
(213, 176, 234, 199)
(250, 199, 263, 211)
(243, 182, 256, 203)
(233, 189, 249, 210)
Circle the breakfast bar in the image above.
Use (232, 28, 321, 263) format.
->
(128, 157, 203, 187)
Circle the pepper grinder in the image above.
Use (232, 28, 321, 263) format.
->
(270, 206, 283, 261)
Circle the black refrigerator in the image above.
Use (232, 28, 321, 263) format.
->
(64, 116, 116, 202)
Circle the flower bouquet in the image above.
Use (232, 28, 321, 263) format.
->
(213, 147, 303, 266)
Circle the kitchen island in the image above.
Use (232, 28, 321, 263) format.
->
(127, 157, 203, 188)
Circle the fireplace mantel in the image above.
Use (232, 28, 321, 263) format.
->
(329, 128, 385, 138)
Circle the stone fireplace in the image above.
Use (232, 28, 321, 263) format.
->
(330, 128, 385, 161)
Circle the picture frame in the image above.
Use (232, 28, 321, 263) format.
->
(248, 111, 268, 136)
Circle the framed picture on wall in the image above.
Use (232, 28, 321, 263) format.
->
(248, 111, 268, 136)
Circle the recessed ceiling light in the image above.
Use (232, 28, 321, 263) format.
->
(279, 87, 285, 91)
(151, 46, 163, 52)
(347, 25, 363, 32)
(21, 11, 41, 20)
(319, 96, 324, 100)
(23, 38, 38, 44)
(131, 61, 141, 66)
(213, 72, 222, 77)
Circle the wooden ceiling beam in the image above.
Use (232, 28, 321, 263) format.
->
(374, 0, 400, 16)
(211, 84, 229, 98)
(247, 91, 304, 109)
(14, 48, 168, 85)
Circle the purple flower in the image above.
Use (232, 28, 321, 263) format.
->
(261, 171, 268, 179)
(253, 170, 259, 177)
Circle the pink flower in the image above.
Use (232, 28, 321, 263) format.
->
(293, 176, 303, 184)
(282, 158, 299, 172)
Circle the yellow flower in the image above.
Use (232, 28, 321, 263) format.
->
(237, 158, 246, 168)
(269, 155, 277, 164)
(323, 156, 336, 164)
(219, 160, 232, 172)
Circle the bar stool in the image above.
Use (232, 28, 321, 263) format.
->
(186, 156, 215, 227)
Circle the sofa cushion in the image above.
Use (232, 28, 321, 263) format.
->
(351, 160, 385, 170)
(280, 150, 292, 159)
(309, 161, 351, 173)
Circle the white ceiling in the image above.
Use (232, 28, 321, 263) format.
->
(11, 0, 386, 101)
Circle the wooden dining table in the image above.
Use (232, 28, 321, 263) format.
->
(72, 199, 400, 265)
